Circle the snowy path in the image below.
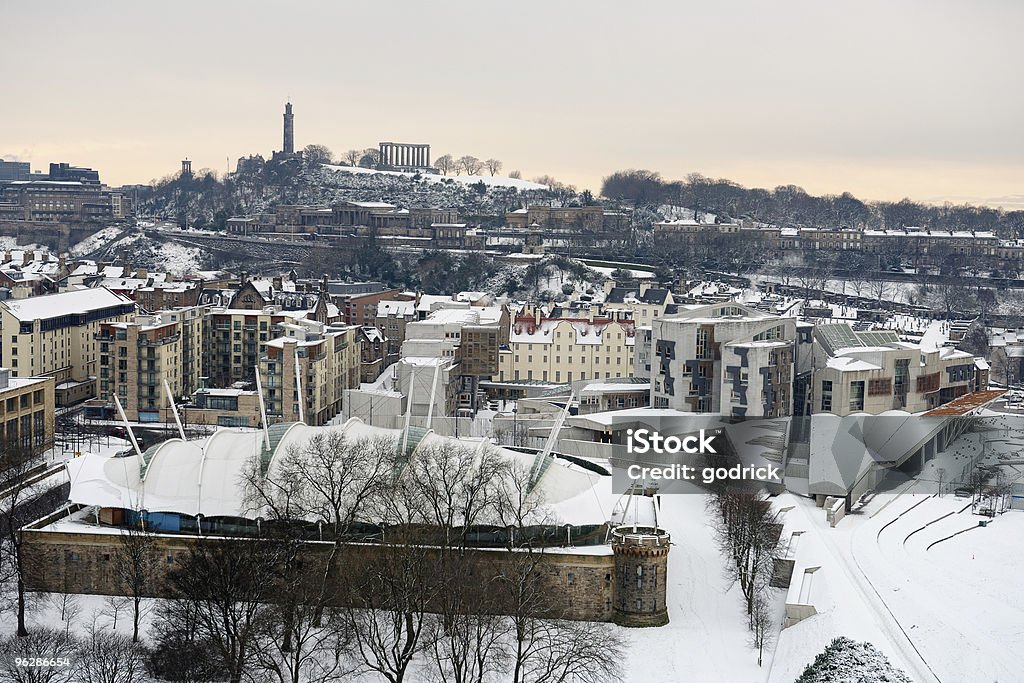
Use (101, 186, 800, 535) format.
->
(620, 494, 775, 682)
(812, 512, 941, 683)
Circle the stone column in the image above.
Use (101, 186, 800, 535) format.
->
(425, 146, 430, 168)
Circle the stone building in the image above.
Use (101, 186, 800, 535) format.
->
(259, 321, 360, 426)
(498, 305, 637, 385)
(0, 369, 54, 453)
(0, 288, 135, 405)
(89, 307, 205, 422)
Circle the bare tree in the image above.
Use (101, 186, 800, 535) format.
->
(359, 149, 382, 168)
(0, 444, 50, 636)
(867, 279, 891, 307)
(434, 155, 455, 175)
(508, 170, 522, 180)
(76, 626, 147, 683)
(750, 593, 773, 666)
(343, 542, 436, 683)
(485, 158, 503, 176)
(242, 434, 397, 682)
(0, 629, 76, 683)
(302, 144, 334, 165)
(511, 618, 624, 683)
(100, 596, 131, 632)
(49, 592, 81, 637)
(114, 520, 157, 643)
(456, 156, 483, 176)
(343, 149, 362, 166)
(148, 598, 224, 683)
(159, 538, 281, 683)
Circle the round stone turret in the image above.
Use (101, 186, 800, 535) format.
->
(611, 525, 671, 627)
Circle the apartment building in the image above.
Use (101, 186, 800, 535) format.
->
(811, 323, 988, 415)
(203, 307, 293, 387)
(604, 282, 675, 325)
(90, 306, 205, 422)
(375, 299, 417, 367)
(497, 306, 637, 384)
(651, 303, 797, 417)
(0, 288, 135, 405)
(0, 369, 54, 453)
(259, 321, 360, 426)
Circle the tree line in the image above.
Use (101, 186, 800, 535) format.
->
(602, 169, 1024, 237)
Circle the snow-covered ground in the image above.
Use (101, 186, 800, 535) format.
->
(151, 241, 202, 276)
(322, 163, 550, 191)
(618, 494, 784, 682)
(69, 226, 123, 257)
(773, 418, 1024, 683)
(0, 236, 41, 251)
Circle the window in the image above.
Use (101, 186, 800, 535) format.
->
(821, 380, 833, 412)
(849, 381, 865, 411)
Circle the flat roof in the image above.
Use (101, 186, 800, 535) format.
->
(1, 287, 132, 322)
(923, 389, 1006, 416)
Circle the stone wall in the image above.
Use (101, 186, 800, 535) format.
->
(20, 525, 623, 623)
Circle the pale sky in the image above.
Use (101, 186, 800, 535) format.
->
(4, 1, 1023, 206)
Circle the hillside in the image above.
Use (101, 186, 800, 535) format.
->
(138, 160, 567, 230)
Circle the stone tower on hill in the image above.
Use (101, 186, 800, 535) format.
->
(282, 102, 295, 155)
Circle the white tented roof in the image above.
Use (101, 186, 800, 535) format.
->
(66, 418, 603, 521)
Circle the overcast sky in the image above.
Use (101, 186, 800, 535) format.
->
(4, 1, 1022, 205)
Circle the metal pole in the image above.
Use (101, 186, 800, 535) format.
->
(163, 378, 186, 440)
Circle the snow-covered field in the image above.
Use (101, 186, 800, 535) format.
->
(321, 163, 550, 191)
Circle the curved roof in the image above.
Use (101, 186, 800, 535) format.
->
(66, 418, 605, 522)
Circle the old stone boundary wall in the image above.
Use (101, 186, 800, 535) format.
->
(20, 524, 624, 623)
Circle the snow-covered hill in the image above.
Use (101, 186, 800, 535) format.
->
(321, 163, 550, 191)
